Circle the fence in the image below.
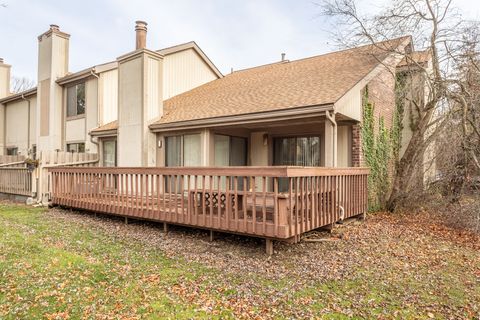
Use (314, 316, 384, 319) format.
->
(36, 151, 98, 203)
(0, 155, 26, 168)
(0, 167, 32, 196)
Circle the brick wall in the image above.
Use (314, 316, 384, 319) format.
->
(351, 64, 397, 167)
(351, 124, 363, 167)
(367, 65, 396, 130)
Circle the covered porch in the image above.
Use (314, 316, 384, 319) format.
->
(154, 113, 359, 172)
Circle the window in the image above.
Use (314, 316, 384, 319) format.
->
(102, 140, 116, 167)
(66, 143, 85, 153)
(67, 82, 86, 117)
(31, 145, 37, 160)
(6, 147, 18, 156)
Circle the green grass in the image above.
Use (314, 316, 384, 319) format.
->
(0, 204, 218, 319)
(0, 204, 479, 319)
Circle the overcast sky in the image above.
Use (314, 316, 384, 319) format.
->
(1, 0, 479, 81)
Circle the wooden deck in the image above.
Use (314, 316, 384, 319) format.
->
(49, 166, 369, 248)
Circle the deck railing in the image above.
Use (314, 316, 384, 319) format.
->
(0, 167, 33, 197)
(49, 167, 369, 241)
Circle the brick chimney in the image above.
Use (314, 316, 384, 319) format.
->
(135, 21, 147, 50)
(36, 24, 70, 152)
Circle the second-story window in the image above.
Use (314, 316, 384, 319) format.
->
(67, 82, 85, 117)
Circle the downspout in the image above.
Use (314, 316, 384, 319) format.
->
(21, 94, 31, 156)
(90, 70, 100, 127)
(325, 110, 337, 167)
(90, 69, 101, 154)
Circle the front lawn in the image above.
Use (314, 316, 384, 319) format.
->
(0, 204, 479, 319)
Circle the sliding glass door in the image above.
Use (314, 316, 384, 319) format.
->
(165, 134, 201, 167)
(165, 134, 202, 191)
(273, 136, 321, 167)
(274, 136, 321, 191)
(214, 135, 247, 166)
(214, 134, 247, 189)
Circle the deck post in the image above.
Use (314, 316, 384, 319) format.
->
(125, 217, 128, 225)
(209, 230, 215, 242)
(323, 222, 334, 233)
(266, 239, 274, 255)
(163, 223, 168, 234)
(360, 212, 367, 220)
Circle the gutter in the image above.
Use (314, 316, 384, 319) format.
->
(89, 129, 117, 138)
(149, 104, 333, 132)
(0, 87, 37, 105)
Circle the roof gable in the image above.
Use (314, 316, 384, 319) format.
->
(154, 36, 411, 126)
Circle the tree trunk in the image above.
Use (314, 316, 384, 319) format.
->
(387, 108, 434, 211)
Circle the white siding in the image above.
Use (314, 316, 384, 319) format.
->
(334, 88, 362, 121)
(337, 125, 352, 167)
(65, 118, 85, 142)
(117, 55, 143, 166)
(5, 97, 36, 156)
(163, 48, 218, 99)
(99, 69, 118, 124)
(146, 56, 161, 121)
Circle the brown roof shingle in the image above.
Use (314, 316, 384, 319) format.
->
(90, 120, 118, 135)
(154, 36, 410, 126)
(397, 50, 431, 68)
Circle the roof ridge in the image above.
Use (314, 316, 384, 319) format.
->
(231, 35, 411, 75)
(156, 41, 196, 53)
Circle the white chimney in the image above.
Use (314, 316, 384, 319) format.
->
(36, 24, 70, 152)
(0, 58, 11, 99)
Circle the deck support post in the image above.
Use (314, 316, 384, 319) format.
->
(323, 223, 334, 233)
(125, 217, 128, 225)
(266, 239, 274, 255)
(209, 230, 215, 242)
(360, 212, 367, 220)
(163, 223, 168, 234)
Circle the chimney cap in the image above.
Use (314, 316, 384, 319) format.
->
(50, 24, 60, 31)
(0, 58, 4, 63)
(135, 20, 148, 31)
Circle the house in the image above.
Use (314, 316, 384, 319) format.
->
(0, 22, 429, 252)
(0, 22, 429, 169)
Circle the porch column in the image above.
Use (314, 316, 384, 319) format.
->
(324, 111, 337, 167)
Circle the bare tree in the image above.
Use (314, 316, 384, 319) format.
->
(11, 76, 35, 94)
(319, 0, 478, 211)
